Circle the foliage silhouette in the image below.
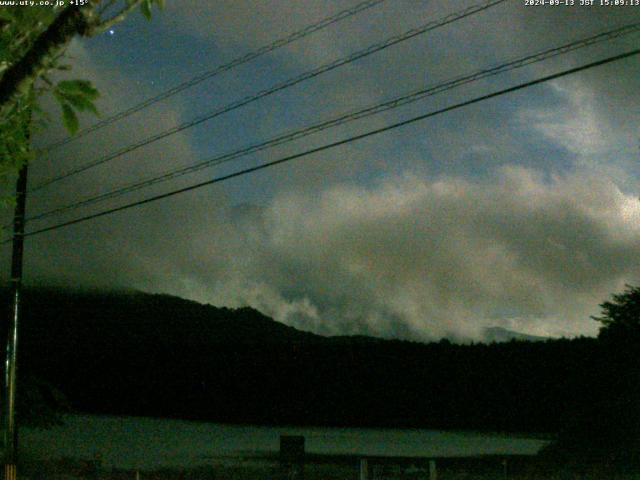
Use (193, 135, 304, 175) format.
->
(540, 285, 640, 468)
(593, 284, 640, 343)
(0, 287, 608, 434)
(6, 285, 640, 469)
(0, 0, 163, 192)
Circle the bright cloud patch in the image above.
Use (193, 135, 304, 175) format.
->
(159, 166, 640, 341)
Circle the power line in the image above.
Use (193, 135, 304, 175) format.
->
(17, 48, 640, 240)
(41, 0, 389, 152)
(23, 21, 640, 224)
(31, 0, 508, 192)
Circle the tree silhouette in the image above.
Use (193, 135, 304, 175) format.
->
(544, 285, 640, 467)
(593, 284, 640, 343)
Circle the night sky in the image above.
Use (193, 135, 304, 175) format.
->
(3, 0, 640, 341)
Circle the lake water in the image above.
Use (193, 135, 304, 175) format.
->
(20, 415, 550, 469)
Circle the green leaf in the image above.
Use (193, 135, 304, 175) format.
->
(57, 80, 99, 101)
(54, 82, 100, 118)
(154, 0, 165, 9)
(140, 0, 152, 20)
(0, 9, 14, 21)
(62, 93, 99, 115)
(61, 103, 79, 135)
(52, 89, 65, 104)
(0, 195, 17, 209)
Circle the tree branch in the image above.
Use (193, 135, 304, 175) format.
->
(97, 0, 118, 16)
(0, 1, 101, 119)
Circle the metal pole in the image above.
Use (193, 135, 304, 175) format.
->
(429, 459, 437, 480)
(3, 163, 28, 480)
(359, 458, 368, 480)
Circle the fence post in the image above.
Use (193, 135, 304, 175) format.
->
(429, 459, 437, 480)
(280, 435, 305, 479)
(359, 458, 368, 480)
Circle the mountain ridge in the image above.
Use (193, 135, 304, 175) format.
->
(483, 326, 549, 343)
(0, 286, 612, 433)
(9, 285, 549, 345)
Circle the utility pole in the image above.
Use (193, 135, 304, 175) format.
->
(3, 162, 28, 480)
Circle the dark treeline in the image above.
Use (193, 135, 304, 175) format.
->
(3, 287, 639, 445)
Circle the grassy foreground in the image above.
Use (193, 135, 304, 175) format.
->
(17, 456, 640, 480)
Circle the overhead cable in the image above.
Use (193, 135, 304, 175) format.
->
(25, 21, 640, 223)
(32, 0, 508, 192)
(17, 48, 640, 239)
(41, 0, 389, 152)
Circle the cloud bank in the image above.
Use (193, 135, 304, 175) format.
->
(23, 163, 640, 341)
(5, 1, 639, 343)
(167, 166, 639, 341)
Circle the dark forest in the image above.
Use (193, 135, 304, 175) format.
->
(4, 287, 639, 464)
